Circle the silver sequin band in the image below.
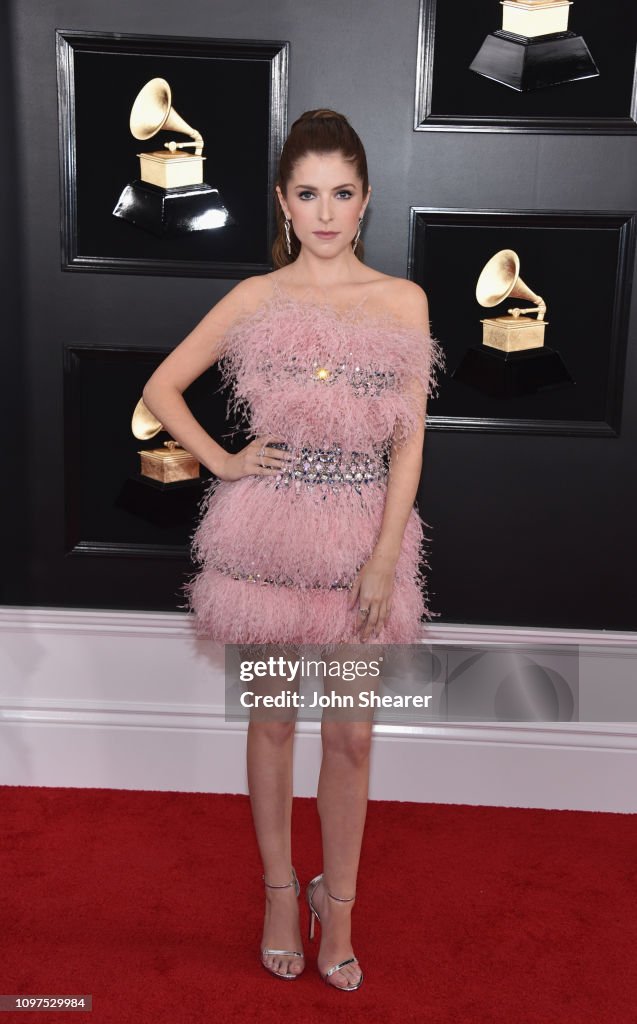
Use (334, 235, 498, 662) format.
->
(213, 563, 365, 591)
(260, 357, 397, 396)
(268, 442, 388, 493)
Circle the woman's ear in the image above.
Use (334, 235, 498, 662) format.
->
(275, 184, 290, 220)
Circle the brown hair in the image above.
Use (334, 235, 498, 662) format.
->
(272, 108, 369, 268)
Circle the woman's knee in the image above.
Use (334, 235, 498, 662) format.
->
(321, 721, 373, 765)
(249, 718, 296, 746)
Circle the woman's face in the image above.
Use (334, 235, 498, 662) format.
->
(276, 150, 371, 258)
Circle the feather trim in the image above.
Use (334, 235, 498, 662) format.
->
(182, 291, 446, 646)
(215, 292, 446, 458)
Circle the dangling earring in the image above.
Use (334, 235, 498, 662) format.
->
(284, 217, 292, 256)
(353, 216, 364, 253)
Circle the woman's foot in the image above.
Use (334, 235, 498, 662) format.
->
(309, 877, 362, 990)
(261, 874, 305, 979)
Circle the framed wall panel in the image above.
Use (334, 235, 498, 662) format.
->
(414, 0, 637, 133)
(57, 30, 289, 277)
(63, 346, 241, 558)
(409, 208, 636, 434)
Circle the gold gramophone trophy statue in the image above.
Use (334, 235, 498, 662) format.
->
(131, 397, 200, 485)
(478, 249, 548, 351)
(113, 77, 234, 236)
(451, 249, 573, 398)
(470, 1, 599, 91)
(113, 397, 202, 528)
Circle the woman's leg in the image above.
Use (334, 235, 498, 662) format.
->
(245, 643, 304, 977)
(313, 643, 382, 989)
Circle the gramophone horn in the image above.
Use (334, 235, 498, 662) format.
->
(476, 248, 546, 319)
(131, 397, 164, 441)
(129, 78, 204, 156)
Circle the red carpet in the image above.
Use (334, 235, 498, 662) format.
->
(1, 786, 636, 1023)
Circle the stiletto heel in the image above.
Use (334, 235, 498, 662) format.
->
(306, 873, 364, 991)
(260, 866, 305, 980)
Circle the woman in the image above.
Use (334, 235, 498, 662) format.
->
(142, 109, 445, 991)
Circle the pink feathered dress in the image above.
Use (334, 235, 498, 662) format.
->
(181, 281, 446, 654)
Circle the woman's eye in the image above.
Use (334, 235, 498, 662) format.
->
(296, 190, 354, 200)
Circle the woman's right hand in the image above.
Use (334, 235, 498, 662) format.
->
(216, 435, 295, 482)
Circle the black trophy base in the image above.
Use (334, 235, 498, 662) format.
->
(452, 345, 574, 399)
(115, 473, 206, 528)
(113, 180, 235, 237)
(470, 30, 600, 92)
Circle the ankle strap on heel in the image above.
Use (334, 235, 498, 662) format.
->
(326, 886, 356, 903)
(263, 866, 299, 892)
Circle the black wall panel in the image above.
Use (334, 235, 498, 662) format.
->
(5, 0, 637, 628)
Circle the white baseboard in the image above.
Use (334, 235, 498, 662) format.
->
(1, 606, 636, 813)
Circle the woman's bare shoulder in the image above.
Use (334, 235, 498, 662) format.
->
(367, 274, 430, 330)
(221, 273, 277, 317)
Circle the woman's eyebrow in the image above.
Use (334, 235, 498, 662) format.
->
(293, 183, 357, 190)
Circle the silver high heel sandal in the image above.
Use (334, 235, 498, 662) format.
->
(260, 866, 305, 980)
(306, 873, 364, 991)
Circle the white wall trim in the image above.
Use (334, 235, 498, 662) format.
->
(1, 606, 636, 812)
(3, 698, 637, 751)
(3, 604, 636, 644)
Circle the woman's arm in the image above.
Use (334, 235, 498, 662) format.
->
(143, 276, 296, 484)
(142, 277, 267, 477)
(374, 414, 425, 564)
(349, 281, 430, 640)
